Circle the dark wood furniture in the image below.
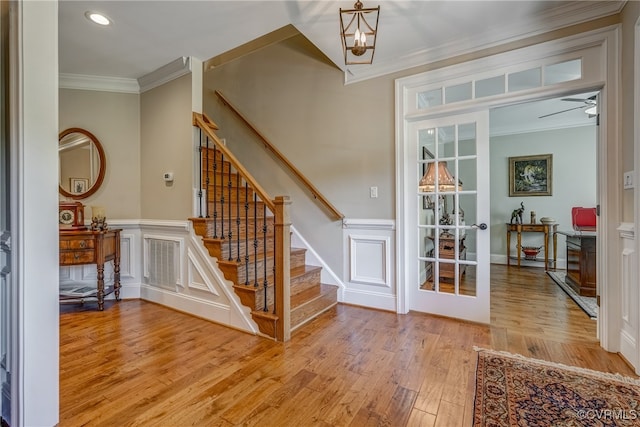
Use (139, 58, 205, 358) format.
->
(558, 230, 596, 297)
(59, 229, 122, 310)
(506, 222, 558, 270)
(430, 234, 466, 281)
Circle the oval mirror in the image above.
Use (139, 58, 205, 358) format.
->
(58, 128, 106, 199)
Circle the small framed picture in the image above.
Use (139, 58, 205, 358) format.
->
(509, 154, 552, 197)
(70, 178, 89, 194)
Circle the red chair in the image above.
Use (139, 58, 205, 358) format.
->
(571, 207, 596, 231)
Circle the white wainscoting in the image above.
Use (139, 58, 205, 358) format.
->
(58, 219, 258, 334)
(342, 219, 396, 311)
(618, 223, 638, 373)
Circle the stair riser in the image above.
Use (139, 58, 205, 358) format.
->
(200, 159, 232, 174)
(201, 171, 242, 187)
(233, 267, 322, 311)
(219, 251, 306, 284)
(199, 218, 275, 240)
(204, 236, 275, 260)
(291, 269, 322, 295)
(291, 288, 338, 329)
(206, 203, 269, 218)
(206, 185, 255, 202)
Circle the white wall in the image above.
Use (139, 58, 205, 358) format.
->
(490, 125, 597, 266)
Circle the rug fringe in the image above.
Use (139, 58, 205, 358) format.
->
(473, 346, 640, 385)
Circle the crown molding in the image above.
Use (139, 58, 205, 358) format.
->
(137, 56, 191, 93)
(59, 73, 139, 93)
(345, 1, 623, 84)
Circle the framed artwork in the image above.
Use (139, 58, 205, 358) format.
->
(422, 147, 435, 209)
(70, 177, 89, 195)
(509, 154, 552, 197)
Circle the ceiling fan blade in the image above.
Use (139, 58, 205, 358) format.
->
(561, 97, 588, 103)
(538, 106, 585, 119)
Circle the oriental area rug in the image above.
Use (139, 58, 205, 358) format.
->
(473, 348, 640, 426)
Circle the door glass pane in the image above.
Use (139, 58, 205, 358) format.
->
(545, 59, 581, 85)
(476, 75, 505, 98)
(508, 68, 541, 91)
(417, 88, 442, 109)
(445, 82, 472, 104)
(460, 227, 477, 297)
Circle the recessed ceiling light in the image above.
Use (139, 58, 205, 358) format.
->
(85, 11, 111, 26)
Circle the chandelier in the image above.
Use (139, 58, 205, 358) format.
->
(339, 0, 380, 65)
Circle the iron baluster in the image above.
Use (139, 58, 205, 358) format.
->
(212, 147, 218, 237)
(205, 137, 209, 218)
(253, 193, 258, 288)
(227, 165, 232, 261)
(244, 182, 249, 285)
(263, 204, 268, 312)
(220, 153, 224, 243)
(236, 175, 240, 262)
(198, 128, 203, 218)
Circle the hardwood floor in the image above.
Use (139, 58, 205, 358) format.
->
(59, 264, 635, 426)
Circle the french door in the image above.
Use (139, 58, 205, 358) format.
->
(408, 111, 490, 323)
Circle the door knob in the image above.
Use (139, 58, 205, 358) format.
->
(471, 223, 488, 230)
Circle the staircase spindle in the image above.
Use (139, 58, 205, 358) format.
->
(244, 182, 249, 286)
(227, 166, 233, 261)
(198, 128, 203, 218)
(263, 204, 268, 312)
(220, 152, 224, 242)
(211, 146, 217, 234)
(272, 226, 277, 315)
(205, 137, 210, 218)
(253, 193, 258, 288)
(236, 175, 240, 262)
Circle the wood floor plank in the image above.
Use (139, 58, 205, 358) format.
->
(59, 264, 636, 426)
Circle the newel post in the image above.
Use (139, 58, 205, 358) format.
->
(274, 196, 291, 341)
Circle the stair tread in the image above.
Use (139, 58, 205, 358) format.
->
(291, 283, 338, 309)
(217, 247, 306, 266)
(232, 264, 323, 292)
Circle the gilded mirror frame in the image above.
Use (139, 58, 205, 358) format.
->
(58, 127, 106, 199)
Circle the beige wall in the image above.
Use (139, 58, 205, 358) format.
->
(59, 89, 141, 219)
(204, 36, 394, 276)
(203, 18, 619, 280)
(621, 1, 640, 222)
(140, 73, 193, 219)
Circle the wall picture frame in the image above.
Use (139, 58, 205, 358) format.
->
(509, 154, 552, 197)
(70, 177, 89, 195)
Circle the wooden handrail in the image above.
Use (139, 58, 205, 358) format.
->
(193, 112, 276, 213)
(214, 90, 345, 220)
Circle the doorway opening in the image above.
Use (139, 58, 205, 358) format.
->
(489, 90, 599, 340)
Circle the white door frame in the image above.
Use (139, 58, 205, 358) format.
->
(395, 26, 621, 352)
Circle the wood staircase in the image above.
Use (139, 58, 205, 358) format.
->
(189, 152, 338, 341)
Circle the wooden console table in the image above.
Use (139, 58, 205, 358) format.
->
(59, 229, 122, 310)
(506, 223, 557, 271)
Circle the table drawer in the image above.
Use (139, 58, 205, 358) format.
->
(60, 250, 95, 265)
(60, 238, 95, 250)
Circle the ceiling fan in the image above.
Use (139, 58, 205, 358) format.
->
(538, 94, 597, 119)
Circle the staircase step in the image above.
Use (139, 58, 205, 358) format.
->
(218, 248, 307, 284)
(201, 170, 243, 187)
(206, 184, 255, 202)
(290, 265, 322, 296)
(207, 200, 270, 218)
(190, 217, 275, 239)
(202, 235, 275, 260)
(291, 284, 338, 331)
(232, 264, 323, 312)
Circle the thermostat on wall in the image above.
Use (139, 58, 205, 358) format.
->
(163, 172, 174, 182)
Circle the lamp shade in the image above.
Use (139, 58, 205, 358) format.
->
(419, 161, 461, 192)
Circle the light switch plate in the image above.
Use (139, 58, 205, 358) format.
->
(623, 171, 634, 189)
